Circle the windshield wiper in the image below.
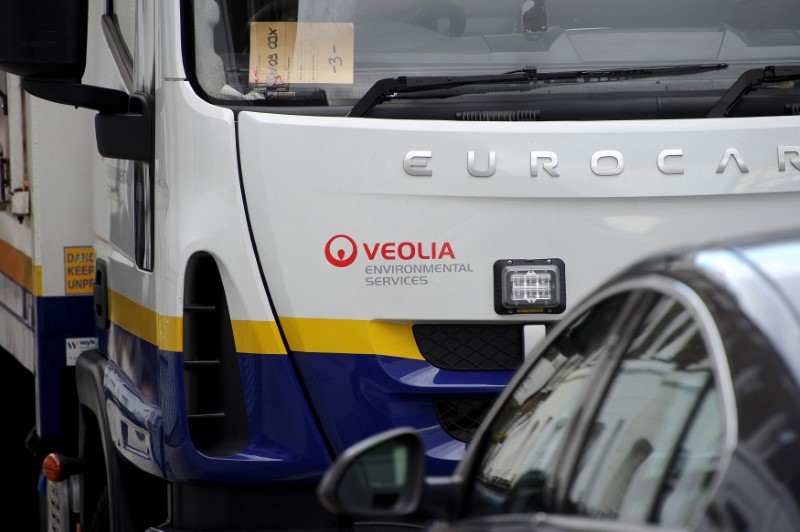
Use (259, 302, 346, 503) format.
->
(707, 65, 800, 117)
(348, 63, 728, 117)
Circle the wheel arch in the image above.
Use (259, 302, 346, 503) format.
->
(75, 350, 167, 532)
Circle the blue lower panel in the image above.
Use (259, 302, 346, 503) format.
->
(292, 352, 512, 476)
(103, 325, 332, 483)
(161, 351, 333, 482)
(36, 296, 95, 438)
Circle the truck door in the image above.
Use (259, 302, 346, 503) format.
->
(103, 0, 154, 272)
(94, 0, 160, 401)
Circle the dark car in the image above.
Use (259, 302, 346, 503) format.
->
(318, 229, 800, 532)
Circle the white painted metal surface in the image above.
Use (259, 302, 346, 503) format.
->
(239, 112, 800, 321)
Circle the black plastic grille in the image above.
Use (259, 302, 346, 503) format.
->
(458, 109, 540, 121)
(413, 324, 523, 371)
(435, 398, 495, 442)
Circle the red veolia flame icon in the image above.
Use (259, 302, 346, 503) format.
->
(325, 234, 358, 267)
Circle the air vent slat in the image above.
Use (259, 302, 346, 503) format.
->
(184, 303, 216, 312)
(187, 412, 226, 420)
(184, 360, 221, 368)
(457, 109, 540, 121)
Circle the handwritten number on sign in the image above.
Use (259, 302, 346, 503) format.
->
(328, 56, 343, 73)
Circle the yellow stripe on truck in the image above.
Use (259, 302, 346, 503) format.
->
(36, 265, 42, 296)
(280, 317, 424, 360)
(0, 239, 36, 294)
(109, 290, 183, 352)
(107, 289, 418, 358)
(231, 320, 287, 355)
(108, 290, 287, 355)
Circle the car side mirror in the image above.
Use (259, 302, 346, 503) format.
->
(318, 428, 426, 516)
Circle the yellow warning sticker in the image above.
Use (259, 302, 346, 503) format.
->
(64, 247, 95, 294)
(249, 22, 355, 86)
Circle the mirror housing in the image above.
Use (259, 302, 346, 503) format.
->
(318, 428, 460, 521)
(0, 0, 88, 81)
(23, 80, 153, 162)
(95, 93, 154, 162)
(318, 428, 427, 517)
(0, 3, 152, 163)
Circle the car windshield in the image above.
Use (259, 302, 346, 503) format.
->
(189, 0, 800, 112)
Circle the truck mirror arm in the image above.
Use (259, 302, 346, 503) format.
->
(22, 79, 129, 114)
(22, 79, 153, 162)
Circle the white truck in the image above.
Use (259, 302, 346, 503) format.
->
(0, 0, 798, 530)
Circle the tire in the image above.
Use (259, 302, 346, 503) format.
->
(89, 487, 110, 532)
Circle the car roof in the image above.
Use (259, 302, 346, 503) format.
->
(727, 230, 800, 320)
(619, 228, 800, 319)
(638, 228, 800, 387)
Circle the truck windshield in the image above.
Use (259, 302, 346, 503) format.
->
(189, 0, 800, 117)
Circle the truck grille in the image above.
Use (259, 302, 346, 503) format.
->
(435, 398, 495, 442)
(413, 324, 522, 371)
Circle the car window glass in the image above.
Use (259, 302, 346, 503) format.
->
(465, 292, 632, 517)
(567, 293, 724, 526)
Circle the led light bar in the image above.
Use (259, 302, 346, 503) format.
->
(494, 259, 566, 315)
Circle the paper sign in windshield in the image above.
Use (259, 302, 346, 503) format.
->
(249, 22, 354, 86)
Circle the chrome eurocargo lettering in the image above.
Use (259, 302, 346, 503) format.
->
(530, 151, 559, 177)
(403, 146, 798, 177)
(657, 149, 684, 175)
(591, 150, 624, 176)
(467, 151, 496, 177)
(403, 151, 432, 176)
(778, 146, 800, 172)
(716, 148, 749, 174)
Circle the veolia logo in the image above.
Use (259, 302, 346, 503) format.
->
(325, 234, 358, 267)
(326, 234, 456, 267)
